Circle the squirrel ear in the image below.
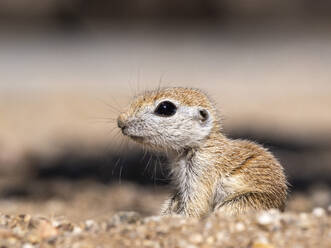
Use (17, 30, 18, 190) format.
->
(198, 109, 209, 122)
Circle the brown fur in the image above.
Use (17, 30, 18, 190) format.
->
(118, 87, 288, 217)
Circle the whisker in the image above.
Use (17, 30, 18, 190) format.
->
(97, 97, 121, 114)
(143, 154, 153, 176)
(136, 68, 141, 95)
(112, 157, 121, 176)
(88, 117, 117, 120)
(119, 165, 123, 184)
(127, 71, 136, 98)
(107, 126, 120, 137)
(153, 161, 157, 187)
(157, 72, 167, 93)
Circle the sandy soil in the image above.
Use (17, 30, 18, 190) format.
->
(0, 27, 330, 247)
(1, 27, 331, 168)
(0, 182, 330, 248)
(1, 210, 330, 248)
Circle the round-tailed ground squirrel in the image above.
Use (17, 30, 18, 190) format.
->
(117, 87, 288, 217)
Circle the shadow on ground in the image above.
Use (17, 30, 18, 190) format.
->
(1, 129, 330, 200)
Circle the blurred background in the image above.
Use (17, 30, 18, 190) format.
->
(0, 0, 330, 220)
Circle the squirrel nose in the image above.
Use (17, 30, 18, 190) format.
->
(117, 114, 127, 130)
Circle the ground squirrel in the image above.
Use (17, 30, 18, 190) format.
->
(117, 87, 288, 218)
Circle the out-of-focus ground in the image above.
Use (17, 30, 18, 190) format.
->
(0, 182, 330, 248)
(0, 181, 330, 221)
(0, 205, 330, 248)
(0, 25, 330, 238)
(0, 25, 330, 189)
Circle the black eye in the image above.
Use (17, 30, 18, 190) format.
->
(199, 109, 209, 122)
(154, 101, 177, 117)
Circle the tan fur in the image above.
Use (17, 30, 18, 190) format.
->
(118, 87, 288, 218)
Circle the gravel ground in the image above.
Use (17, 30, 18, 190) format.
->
(0, 182, 330, 248)
(0, 208, 330, 248)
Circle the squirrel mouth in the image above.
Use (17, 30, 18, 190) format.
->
(129, 135, 145, 143)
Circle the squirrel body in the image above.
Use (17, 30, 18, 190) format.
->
(118, 87, 288, 217)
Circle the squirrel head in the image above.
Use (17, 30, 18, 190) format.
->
(118, 87, 221, 152)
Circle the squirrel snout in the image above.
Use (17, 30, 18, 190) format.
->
(117, 114, 128, 134)
(117, 116, 126, 129)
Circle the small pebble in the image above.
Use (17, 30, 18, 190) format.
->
(257, 212, 273, 225)
(108, 212, 141, 227)
(22, 243, 35, 248)
(51, 220, 61, 228)
(37, 220, 58, 238)
(189, 233, 203, 244)
(204, 220, 213, 230)
(144, 216, 162, 223)
(206, 236, 214, 244)
(235, 222, 245, 231)
(252, 242, 274, 248)
(312, 207, 325, 217)
(85, 220, 95, 229)
(72, 226, 82, 235)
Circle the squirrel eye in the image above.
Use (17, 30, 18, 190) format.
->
(154, 101, 177, 117)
